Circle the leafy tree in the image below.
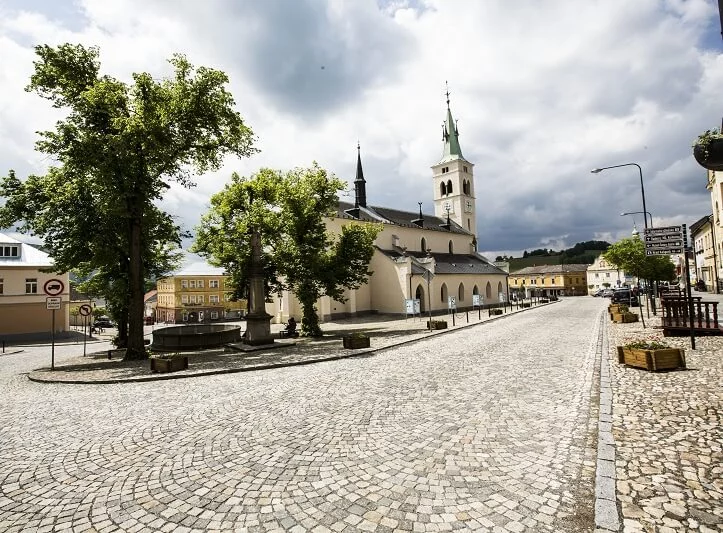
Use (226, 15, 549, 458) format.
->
(603, 237, 676, 282)
(193, 164, 381, 337)
(0, 43, 256, 359)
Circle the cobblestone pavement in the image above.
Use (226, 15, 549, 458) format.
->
(1, 299, 602, 532)
(606, 304, 723, 533)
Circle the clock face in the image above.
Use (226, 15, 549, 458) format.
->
(465, 200, 472, 212)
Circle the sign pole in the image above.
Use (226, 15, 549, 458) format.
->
(683, 225, 696, 350)
(51, 309, 55, 371)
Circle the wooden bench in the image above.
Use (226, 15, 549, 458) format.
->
(661, 296, 722, 336)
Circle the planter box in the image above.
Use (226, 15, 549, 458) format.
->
(342, 335, 370, 349)
(150, 356, 189, 373)
(617, 346, 686, 371)
(611, 312, 638, 323)
(693, 138, 723, 171)
(521, 303, 531, 308)
(426, 320, 448, 330)
(489, 309, 503, 315)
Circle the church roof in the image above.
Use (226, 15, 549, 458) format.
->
(437, 89, 469, 165)
(377, 248, 508, 276)
(336, 200, 472, 236)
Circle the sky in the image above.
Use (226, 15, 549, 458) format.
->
(1, 0, 722, 262)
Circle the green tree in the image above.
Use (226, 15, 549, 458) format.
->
(603, 237, 676, 282)
(193, 164, 381, 337)
(0, 43, 256, 359)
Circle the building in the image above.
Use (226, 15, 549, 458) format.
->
(509, 264, 590, 298)
(270, 95, 508, 322)
(155, 263, 247, 324)
(586, 255, 632, 293)
(704, 168, 722, 292)
(0, 232, 70, 339)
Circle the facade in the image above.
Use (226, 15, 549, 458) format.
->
(155, 263, 247, 324)
(509, 264, 590, 298)
(0, 232, 70, 339)
(704, 168, 723, 292)
(585, 255, 631, 293)
(270, 96, 508, 323)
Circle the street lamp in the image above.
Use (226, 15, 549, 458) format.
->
(621, 211, 653, 228)
(591, 163, 648, 230)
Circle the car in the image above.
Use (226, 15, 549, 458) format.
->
(93, 317, 116, 328)
(592, 289, 603, 297)
(601, 289, 615, 298)
(611, 289, 639, 306)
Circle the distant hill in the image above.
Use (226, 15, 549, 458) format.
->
(496, 240, 610, 272)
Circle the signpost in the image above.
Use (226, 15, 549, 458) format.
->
(79, 304, 92, 357)
(43, 278, 65, 370)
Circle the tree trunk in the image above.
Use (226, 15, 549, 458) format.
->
(298, 282, 323, 337)
(125, 213, 147, 360)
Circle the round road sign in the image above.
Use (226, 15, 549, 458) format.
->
(79, 304, 92, 317)
(43, 278, 65, 296)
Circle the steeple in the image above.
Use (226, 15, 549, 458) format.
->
(354, 142, 367, 208)
(439, 81, 465, 164)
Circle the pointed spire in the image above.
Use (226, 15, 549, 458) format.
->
(354, 141, 367, 208)
(439, 81, 465, 164)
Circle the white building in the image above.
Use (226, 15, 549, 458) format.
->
(586, 254, 631, 293)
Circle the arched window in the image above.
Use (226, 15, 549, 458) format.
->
(421, 237, 426, 252)
(415, 285, 426, 312)
(441, 283, 448, 303)
(458, 283, 465, 302)
(485, 282, 492, 299)
(440, 182, 447, 196)
(462, 180, 469, 195)
(473, 285, 479, 295)
(446, 179, 453, 194)
(448, 240, 454, 254)
(497, 282, 504, 300)
(467, 219, 471, 230)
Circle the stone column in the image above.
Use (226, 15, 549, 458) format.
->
(243, 230, 274, 345)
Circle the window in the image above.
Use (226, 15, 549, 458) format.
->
(25, 278, 38, 294)
(448, 240, 454, 254)
(458, 283, 465, 302)
(605, 272, 610, 278)
(181, 280, 188, 288)
(0, 278, 3, 295)
(182, 313, 189, 322)
(440, 182, 447, 196)
(197, 280, 204, 288)
(1, 245, 19, 257)
(440, 283, 448, 302)
(421, 237, 427, 252)
(210, 311, 218, 320)
(595, 273, 599, 278)
(209, 280, 219, 289)
(551, 278, 555, 284)
(463, 166, 468, 173)
(182, 295, 189, 304)
(189, 280, 197, 289)
(446, 179, 453, 194)
(210, 295, 219, 304)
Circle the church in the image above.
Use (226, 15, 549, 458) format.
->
(270, 95, 509, 322)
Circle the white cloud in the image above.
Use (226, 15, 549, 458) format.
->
(0, 0, 721, 257)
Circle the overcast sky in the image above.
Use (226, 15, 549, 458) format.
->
(1, 0, 722, 260)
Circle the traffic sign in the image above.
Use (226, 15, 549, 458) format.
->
(46, 297, 62, 310)
(79, 304, 92, 316)
(646, 248, 683, 256)
(644, 225, 682, 235)
(43, 278, 64, 296)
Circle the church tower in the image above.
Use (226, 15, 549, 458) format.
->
(431, 85, 476, 243)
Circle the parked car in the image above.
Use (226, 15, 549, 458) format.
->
(611, 289, 639, 306)
(601, 288, 615, 298)
(592, 289, 604, 297)
(93, 317, 116, 328)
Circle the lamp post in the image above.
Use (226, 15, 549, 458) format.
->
(621, 211, 654, 228)
(591, 163, 648, 231)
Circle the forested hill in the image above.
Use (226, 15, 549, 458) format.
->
(496, 240, 610, 271)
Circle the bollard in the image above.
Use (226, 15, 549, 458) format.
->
(2, 340, 4, 353)
(466, 310, 469, 323)
(108, 349, 112, 360)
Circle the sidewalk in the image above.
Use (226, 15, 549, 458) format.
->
(28, 304, 543, 384)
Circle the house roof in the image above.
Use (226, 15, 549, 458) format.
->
(335, 201, 472, 236)
(0, 232, 54, 268)
(377, 248, 508, 276)
(174, 261, 226, 276)
(689, 214, 712, 236)
(511, 264, 590, 275)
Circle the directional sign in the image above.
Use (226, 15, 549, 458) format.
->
(79, 304, 92, 316)
(46, 296, 62, 310)
(644, 225, 684, 255)
(43, 278, 65, 296)
(644, 225, 682, 235)
(646, 248, 683, 256)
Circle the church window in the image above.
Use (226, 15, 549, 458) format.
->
(458, 283, 465, 302)
(442, 166, 449, 174)
(497, 282, 504, 298)
(448, 240, 454, 254)
(473, 285, 479, 295)
(467, 219, 471, 230)
(420, 237, 426, 252)
(440, 283, 448, 303)
(446, 180, 453, 194)
(440, 182, 446, 196)
(463, 166, 468, 173)
(485, 282, 492, 299)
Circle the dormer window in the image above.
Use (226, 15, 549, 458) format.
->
(441, 166, 449, 174)
(0, 245, 19, 257)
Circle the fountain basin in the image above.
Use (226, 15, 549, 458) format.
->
(151, 324, 242, 351)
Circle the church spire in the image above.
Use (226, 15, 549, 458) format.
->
(354, 142, 367, 208)
(439, 81, 465, 163)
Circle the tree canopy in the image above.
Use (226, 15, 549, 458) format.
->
(0, 43, 256, 358)
(602, 237, 677, 281)
(193, 164, 381, 336)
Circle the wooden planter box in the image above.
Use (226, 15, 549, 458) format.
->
(612, 312, 638, 323)
(617, 346, 686, 371)
(426, 320, 448, 330)
(150, 356, 189, 373)
(342, 335, 370, 349)
(490, 309, 503, 315)
(521, 303, 531, 308)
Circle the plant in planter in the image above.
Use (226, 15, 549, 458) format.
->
(693, 128, 723, 171)
(342, 331, 371, 349)
(426, 319, 448, 330)
(150, 351, 189, 373)
(616, 339, 685, 371)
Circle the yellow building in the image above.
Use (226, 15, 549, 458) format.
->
(270, 97, 508, 323)
(155, 263, 246, 324)
(509, 264, 590, 298)
(0, 232, 70, 339)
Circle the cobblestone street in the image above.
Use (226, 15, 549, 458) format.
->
(1, 297, 721, 532)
